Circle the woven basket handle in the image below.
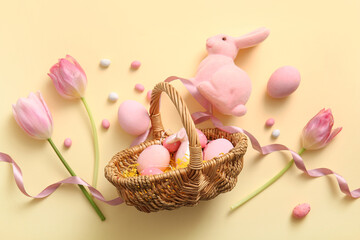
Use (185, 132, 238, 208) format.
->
(149, 82, 203, 170)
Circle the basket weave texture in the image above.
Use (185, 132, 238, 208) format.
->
(105, 82, 248, 212)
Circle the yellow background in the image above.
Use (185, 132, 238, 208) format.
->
(1, 0, 359, 239)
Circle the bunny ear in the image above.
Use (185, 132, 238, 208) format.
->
(235, 27, 270, 49)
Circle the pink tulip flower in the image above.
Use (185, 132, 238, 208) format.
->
(232, 108, 343, 210)
(48, 54, 100, 188)
(12, 92, 53, 140)
(48, 55, 87, 99)
(301, 108, 342, 150)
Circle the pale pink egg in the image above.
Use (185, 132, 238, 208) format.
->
(265, 118, 275, 127)
(292, 203, 311, 219)
(102, 119, 110, 129)
(131, 60, 141, 69)
(118, 100, 150, 135)
(196, 129, 207, 148)
(163, 136, 181, 153)
(64, 138, 72, 148)
(267, 66, 301, 98)
(203, 139, 234, 161)
(140, 167, 164, 176)
(175, 141, 190, 168)
(134, 83, 145, 92)
(137, 145, 170, 172)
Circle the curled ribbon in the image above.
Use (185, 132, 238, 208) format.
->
(0, 152, 124, 205)
(165, 76, 360, 199)
(2, 76, 359, 205)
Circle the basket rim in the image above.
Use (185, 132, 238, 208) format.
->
(105, 128, 247, 186)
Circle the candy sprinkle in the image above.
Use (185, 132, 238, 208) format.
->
(100, 59, 111, 68)
(64, 138, 72, 148)
(272, 129, 280, 138)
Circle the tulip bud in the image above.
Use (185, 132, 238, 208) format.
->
(12, 92, 53, 140)
(48, 55, 87, 99)
(301, 109, 342, 150)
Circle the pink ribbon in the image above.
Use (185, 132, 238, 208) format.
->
(2, 75, 358, 205)
(0, 152, 124, 205)
(165, 76, 360, 199)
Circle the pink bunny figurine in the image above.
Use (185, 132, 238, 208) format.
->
(193, 27, 270, 116)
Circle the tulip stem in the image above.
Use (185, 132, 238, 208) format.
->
(80, 97, 100, 188)
(230, 148, 306, 210)
(47, 138, 105, 221)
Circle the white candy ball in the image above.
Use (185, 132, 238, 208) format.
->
(100, 59, 111, 67)
(272, 129, 280, 138)
(108, 92, 119, 102)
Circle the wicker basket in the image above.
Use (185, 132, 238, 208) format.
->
(105, 82, 247, 212)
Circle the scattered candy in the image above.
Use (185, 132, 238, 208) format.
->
(267, 66, 301, 98)
(146, 90, 152, 101)
(292, 203, 311, 219)
(265, 118, 275, 127)
(140, 167, 164, 176)
(100, 59, 111, 68)
(108, 92, 119, 102)
(118, 100, 150, 135)
(131, 60, 141, 69)
(203, 139, 234, 161)
(272, 129, 280, 138)
(134, 83, 145, 92)
(64, 138, 72, 148)
(101, 119, 110, 129)
(163, 136, 181, 153)
(137, 145, 170, 172)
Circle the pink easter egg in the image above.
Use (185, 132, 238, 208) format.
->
(64, 138, 72, 148)
(175, 141, 190, 168)
(131, 60, 141, 69)
(137, 145, 170, 172)
(292, 203, 311, 219)
(203, 139, 234, 161)
(102, 119, 110, 129)
(118, 100, 150, 136)
(140, 167, 164, 176)
(134, 83, 145, 92)
(196, 129, 207, 148)
(267, 66, 301, 98)
(163, 136, 181, 153)
(265, 118, 275, 127)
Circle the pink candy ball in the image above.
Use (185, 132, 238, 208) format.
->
(267, 66, 301, 98)
(292, 203, 311, 219)
(64, 138, 72, 148)
(137, 145, 170, 172)
(140, 167, 164, 176)
(163, 136, 181, 153)
(203, 139, 234, 161)
(146, 90, 152, 101)
(118, 100, 150, 136)
(131, 60, 141, 69)
(265, 118, 275, 127)
(135, 83, 145, 92)
(102, 119, 110, 129)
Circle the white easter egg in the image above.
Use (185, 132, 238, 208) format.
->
(108, 92, 119, 102)
(272, 129, 280, 138)
(100, 59, 111, 67)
